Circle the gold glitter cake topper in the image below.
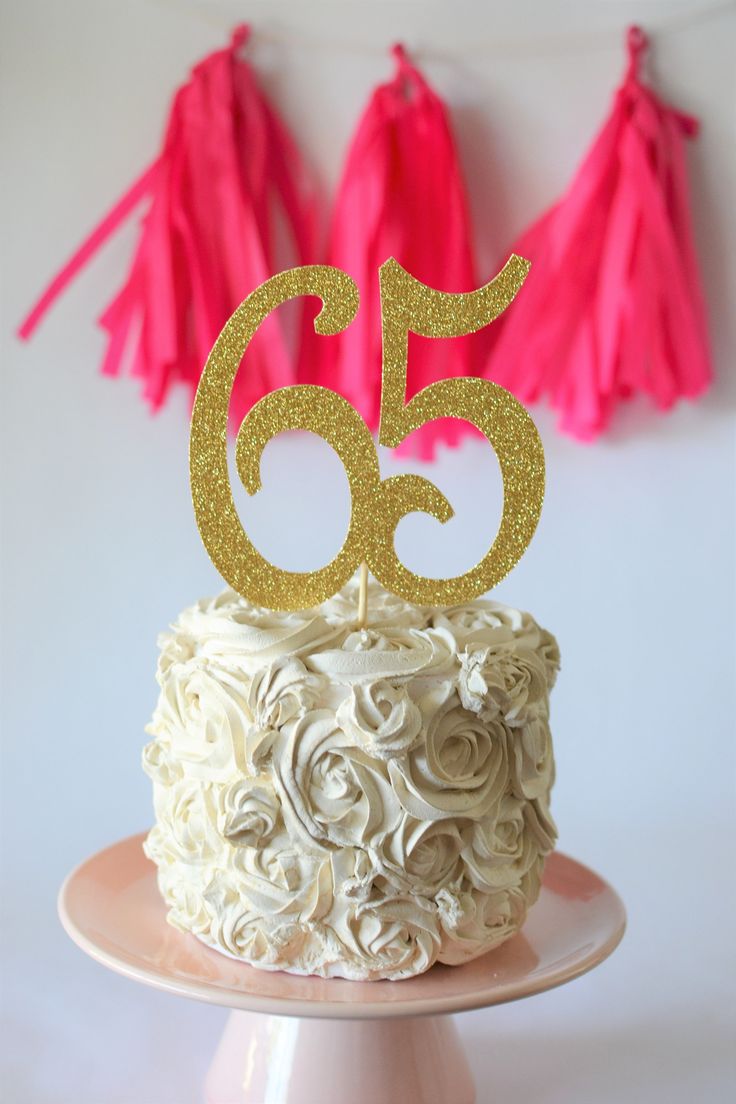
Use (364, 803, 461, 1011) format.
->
(189, 257, 544, 612)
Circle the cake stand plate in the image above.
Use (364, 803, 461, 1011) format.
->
(59, 834, 625, 1104)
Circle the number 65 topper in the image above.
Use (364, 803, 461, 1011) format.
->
(189, 256, 544, 612)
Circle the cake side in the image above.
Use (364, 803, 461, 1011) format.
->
(143, 574, 560, 980)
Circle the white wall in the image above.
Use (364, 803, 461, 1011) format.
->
(2, 2, 735, 1101)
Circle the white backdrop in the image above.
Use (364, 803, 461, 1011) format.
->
(2, 2, 735, 1102)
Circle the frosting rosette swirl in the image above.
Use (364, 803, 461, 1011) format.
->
(330, 893, 441, 980)
(336, 680, 422, 760)
(148, 658, 251, 781)
(389, 687, 508, 821)
(458, 644, 549, 727)
(144, 573, 559, 980)
(219, 778, 280, 846)
(272, 710, 401, 852)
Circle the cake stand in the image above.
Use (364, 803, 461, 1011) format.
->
(59, 834, 625, 1104)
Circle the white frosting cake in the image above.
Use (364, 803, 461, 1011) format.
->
(143, 574, 559, 980)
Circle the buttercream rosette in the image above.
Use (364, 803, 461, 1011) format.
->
(144, 574, 559, 980)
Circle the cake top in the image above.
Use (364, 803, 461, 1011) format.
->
(158, 571, 559, 687)
(150, 573, 559, 779)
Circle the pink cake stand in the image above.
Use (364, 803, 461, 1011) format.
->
(58, 833, 625, 1104)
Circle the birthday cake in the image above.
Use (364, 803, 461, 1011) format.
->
(143, 572, 559, 980)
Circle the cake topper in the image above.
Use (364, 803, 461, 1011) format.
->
(190, 257, 544, 613)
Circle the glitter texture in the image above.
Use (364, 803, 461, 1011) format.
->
(190, 257, 544, 611)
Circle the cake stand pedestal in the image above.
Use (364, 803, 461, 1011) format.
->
(59, 834, 625, 1104)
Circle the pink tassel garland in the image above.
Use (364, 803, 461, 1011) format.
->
(482, 26, 711, 441)
(18, 26, 317, 427)
(312, 44, 479, 459)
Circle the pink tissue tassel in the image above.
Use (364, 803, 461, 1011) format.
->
(18, 26, 317, 427)
(483, 26, 711, 441)
(310, 44, 479, 460)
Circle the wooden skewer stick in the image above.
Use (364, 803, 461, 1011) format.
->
(357, 562, 369, 629)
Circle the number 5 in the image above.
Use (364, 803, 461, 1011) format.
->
(364, 256, 545, 606)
